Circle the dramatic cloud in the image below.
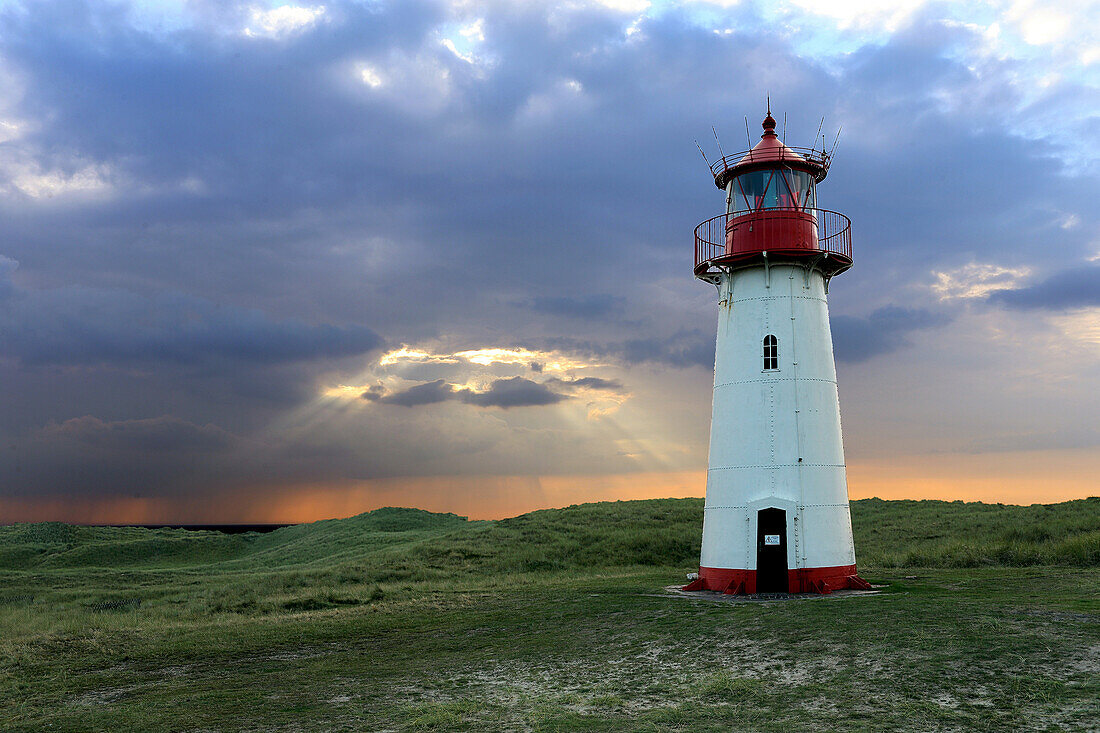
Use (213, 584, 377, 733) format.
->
(831, 306, 950, 363)
(244, 5, 328, 39)
(549, 331, 717, 370)
(459, 376, 568, 408)
(0, 262, 383, 368)
(0, 254, 16, 299)
(3, 415, 245, 498)
(547, 376, 624, 391)
(932, 263, 1032, 301)
(1, 0, 1098, 520)
(988, 264, 1100, 310)
(363, 379, 457, 407)
(38, 415, 236, 454)
(619, 330, 717, 369)
(528, 294, 624, 318)
(363, 376, 570, 409)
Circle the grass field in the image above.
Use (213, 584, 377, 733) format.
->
(1, 497, 1098, 731)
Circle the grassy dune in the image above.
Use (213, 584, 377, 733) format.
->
(4, 497, 1097, 574)
(1, 498, 1098, 731)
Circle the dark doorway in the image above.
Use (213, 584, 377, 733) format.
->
(756, 508, 789, 592)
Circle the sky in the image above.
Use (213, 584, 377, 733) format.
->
(0, 0, 1098, 524)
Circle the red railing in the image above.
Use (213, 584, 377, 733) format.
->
(694, 208, 852, 272)
(710, 146, 831, 184)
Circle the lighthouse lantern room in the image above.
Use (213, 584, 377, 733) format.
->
(684, 108, 870, 595)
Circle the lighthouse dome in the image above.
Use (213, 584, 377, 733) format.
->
(711, 112, 830, 190)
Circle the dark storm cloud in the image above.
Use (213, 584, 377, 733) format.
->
(541, 330, 717, 371)
(0, 256, 16, 300)
(547, 376, 624, 391)
(620, 330, 716, 369)
(0, 0, 446, 196)
(365, 376, 569, 408)
(831, 306, 949, 363)
(459, 376, 567, 408)
(988, 264, 1100, 310)
(0, 414, 246, 498)
(0, 264, 382, 367)
(3, 1, 1091, 325)
(528, 294, 624, 318)
(536, 331, 714, 371)
(39, 415, 236, 453)
(365, 379, 456, 407)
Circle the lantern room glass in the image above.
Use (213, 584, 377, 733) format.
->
(728, 169, 816, 214)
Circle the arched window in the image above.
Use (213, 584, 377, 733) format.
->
(763, 335, 778, 370)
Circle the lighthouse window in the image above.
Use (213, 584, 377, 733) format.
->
(727, 180, 747, 214)
(729, 178, 750, 213)
(761, 173, 782, 209)
(784, 170, 816, 210)
(735, 171, 771, 211)
(763, 335, 778, 370)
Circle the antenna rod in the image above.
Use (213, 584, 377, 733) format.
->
(745, 116, 751, 148)
(814, 117, 824, 151)
(712, 126, 725, 160)
(782, 112, 786, 141)
(694, 139, 711, 166)
(830, 125, 843, 156)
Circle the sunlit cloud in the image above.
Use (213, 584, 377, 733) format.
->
(325, 346, 622, 410)
(380, 345, 603, 373)
(435, 16, 495, 69)
(1002, 0, 1073, 46)
(593, 0, 651, 12)
(461, 18, 485, 41)
(359, 64, 383, 88)
(931, 263, 1032, 300)
(321, 384, 366, 398)
(244, 4, 326, 39)
(341, 51, 454, 114)
(1050, 308, 1100, 349)
(1059, 213, 1080, 230)
(438, 38, 469, 64)
(1, 159, 113, 199)
(0, 119, 23, 144)
(378, 346, 448, 366)
(455, 347, 597, 371)
(780, 0, 929, 32)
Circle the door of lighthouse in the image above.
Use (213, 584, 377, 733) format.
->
(756, 508, 789, 593)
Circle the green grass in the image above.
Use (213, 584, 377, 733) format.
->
(0, 497, 1097, 731)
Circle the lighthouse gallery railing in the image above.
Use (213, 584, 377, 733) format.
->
(709, 146, 832, 184)
(694, 208, 852, 271)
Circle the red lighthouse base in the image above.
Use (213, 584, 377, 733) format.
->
(682, 565, 871, 595)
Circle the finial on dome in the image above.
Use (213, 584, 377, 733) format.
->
(762, 98, 777, 136)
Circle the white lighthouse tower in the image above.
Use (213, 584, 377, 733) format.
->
(684, 109, 870, 595)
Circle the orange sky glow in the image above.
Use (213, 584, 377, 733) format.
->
(3, 448, 1095, 525)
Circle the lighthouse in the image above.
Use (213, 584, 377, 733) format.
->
(684, 109, 870, 595)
